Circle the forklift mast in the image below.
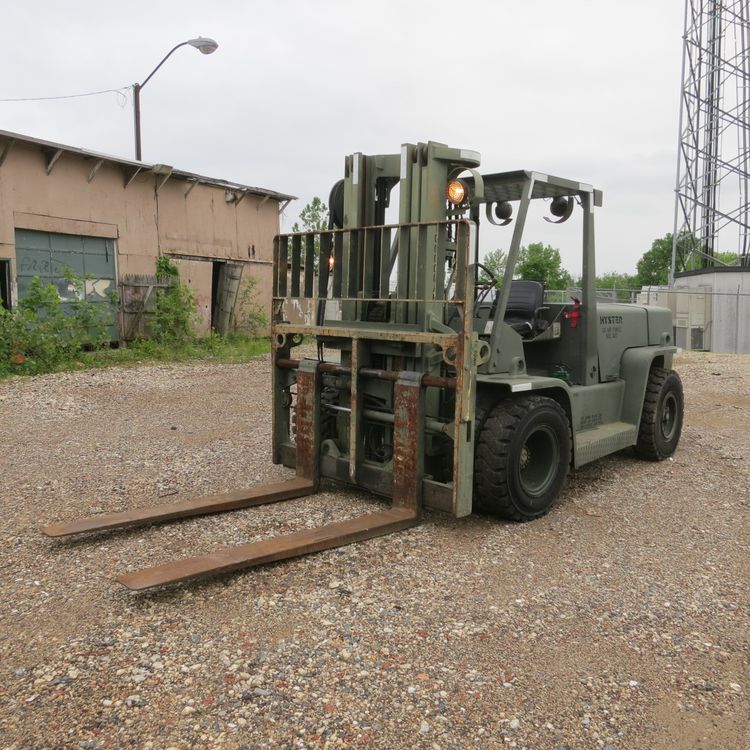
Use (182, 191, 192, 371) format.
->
(271, 142, 486, 520)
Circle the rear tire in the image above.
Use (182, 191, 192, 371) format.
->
(635, 367, 684, 460)
(474, 395, 571, 521)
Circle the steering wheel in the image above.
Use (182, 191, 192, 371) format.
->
(475, 263, 499, 308)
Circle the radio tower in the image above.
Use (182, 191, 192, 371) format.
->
(672, 0, 750, 274)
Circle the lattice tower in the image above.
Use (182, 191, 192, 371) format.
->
(672, 0, 750, 273)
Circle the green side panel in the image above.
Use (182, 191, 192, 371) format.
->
(645, 306, 674, 346)
(14, 229, 118, 339)
(574, 422, 637, 467)
(596, 303, 648, 382)
(620, 346, 677, 425)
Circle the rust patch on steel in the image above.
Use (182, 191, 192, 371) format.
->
(116, 507, 419, 590)
(294, 366, 318, 483)
(392, 375, 422, 512)
(348, 343, 360, 483)
(41, 478, 315, 538)
(452, 311, 467, 515)
(450, 286, 476, 517)
(272, 323, 461, 347)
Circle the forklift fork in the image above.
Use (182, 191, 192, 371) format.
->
(41, 362, 424, 590)
(40, 478, 315, 538)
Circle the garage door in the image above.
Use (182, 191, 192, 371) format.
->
(14, 229, 117, 336)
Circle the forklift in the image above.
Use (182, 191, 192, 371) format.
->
(42, 141, 683, 589)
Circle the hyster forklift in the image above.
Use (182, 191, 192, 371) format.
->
(43, 141, 684, 589)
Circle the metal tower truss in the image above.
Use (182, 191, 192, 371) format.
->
(673, 0, 750, 273)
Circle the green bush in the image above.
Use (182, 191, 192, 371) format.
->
(150, 256, 199, 344)
(1, 256, 269, 379)
(155, 254, 180, 279)
(62, 268, 118, 349)
(0, 270, 117, 376)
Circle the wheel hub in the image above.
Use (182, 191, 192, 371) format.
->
(519, 426, 560, 497)
(520, 446, 530, 470)
(661, 393, 678, 440)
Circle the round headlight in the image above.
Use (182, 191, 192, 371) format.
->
(446, 179, 468, 205)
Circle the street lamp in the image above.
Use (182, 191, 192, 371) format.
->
(133, 36, 218, 161)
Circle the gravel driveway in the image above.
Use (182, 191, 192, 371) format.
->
(0, 350, 747, 750)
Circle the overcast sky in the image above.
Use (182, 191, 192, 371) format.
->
(2, 0, 684, 276)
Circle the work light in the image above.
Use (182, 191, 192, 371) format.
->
(446, 179, 468, 205)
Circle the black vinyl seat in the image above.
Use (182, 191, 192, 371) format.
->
(445, 280, 547, 337)
(504, 280, 546, 337)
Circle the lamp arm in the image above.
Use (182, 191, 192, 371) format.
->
(138, 42, 188, 90)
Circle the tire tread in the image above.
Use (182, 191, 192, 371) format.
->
(635, 367, 684, 461)
(474, 395, 570, 521)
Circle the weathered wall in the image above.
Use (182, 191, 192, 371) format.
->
(174, 258, 213, 335)
(0, 138, 280, 332)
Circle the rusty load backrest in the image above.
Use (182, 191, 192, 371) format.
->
(271, 217, 479, 518)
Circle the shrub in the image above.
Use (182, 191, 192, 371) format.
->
(150, 256, 199, 344)
(0, 270, 117, 376)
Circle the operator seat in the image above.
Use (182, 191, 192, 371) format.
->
(504, 280, 546, 337)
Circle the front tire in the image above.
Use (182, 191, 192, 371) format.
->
(474, 395, 571, 521)
(635, 367, 684, 460)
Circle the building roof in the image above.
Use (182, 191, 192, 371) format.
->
(0, 128, 296, 204)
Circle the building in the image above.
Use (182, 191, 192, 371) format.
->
(0, 129, 294, 336)
(638, 268, 750, 354)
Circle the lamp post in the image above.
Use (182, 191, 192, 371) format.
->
(133, 36, 218, 161)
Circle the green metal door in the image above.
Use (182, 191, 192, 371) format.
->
(14, 229, 117, 337)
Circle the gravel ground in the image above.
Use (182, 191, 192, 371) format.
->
(0, 350, 747, 750)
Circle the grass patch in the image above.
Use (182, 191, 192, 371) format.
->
(1, 334, 271, 379)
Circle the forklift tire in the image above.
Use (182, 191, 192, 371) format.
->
(474, 395, 571, 521)
(634, 367, 684, 461)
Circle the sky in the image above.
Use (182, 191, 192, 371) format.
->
(1, 0, 685, 276)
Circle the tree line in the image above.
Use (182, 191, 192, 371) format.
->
(481, 233, 741, 295)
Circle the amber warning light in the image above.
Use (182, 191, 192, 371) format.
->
(446, 179, 468, 205)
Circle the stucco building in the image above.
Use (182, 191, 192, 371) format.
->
(0, 129, 294, 336)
